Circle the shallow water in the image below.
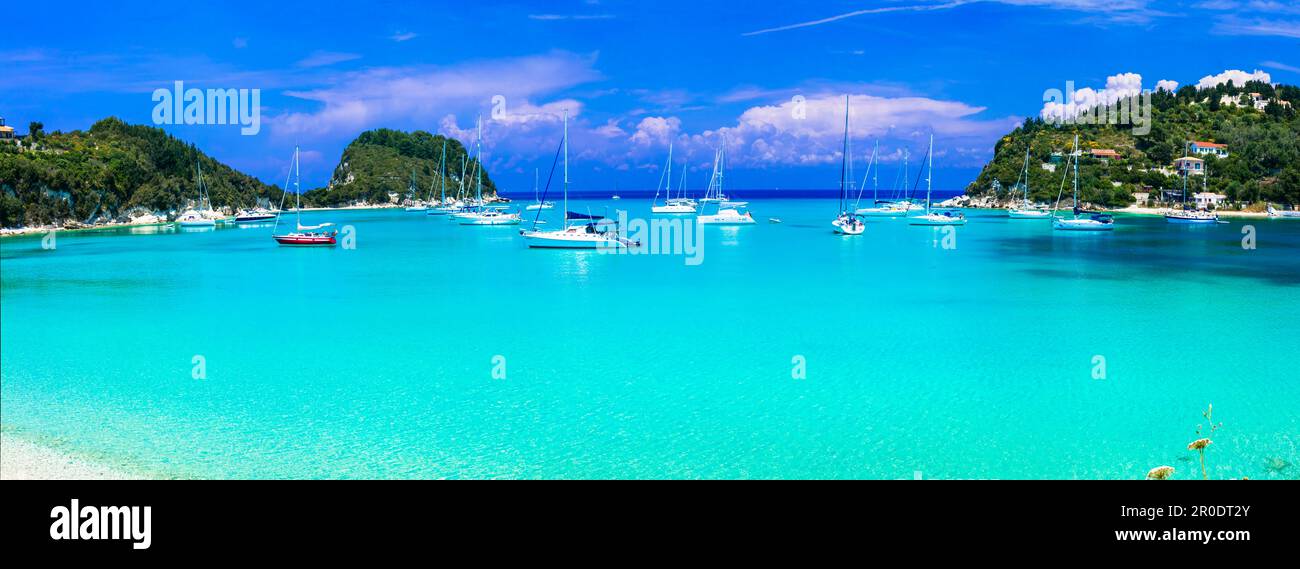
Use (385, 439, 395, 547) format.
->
(2, 198, 1298, 479)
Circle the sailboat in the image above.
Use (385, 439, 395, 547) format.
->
(1267, 204, 1300, 219)
(1164, 145, 1218, 224)
(456, 117, 521, 226)
(908, 135, 967, 226)
(651, 142, 695, 214)
(856, 146, 916, 217)
(402, 170, 428, 212)
(272, 146, 337, 246)
(831, 96, 865, 235)
(1007, 144, 1051, 219)
(1052, 135, 1115, 231)
(177, 161, 218, 227)
(521, 111, 639, 248)
(427, 140, 456, 215)
(525, 168, 555, 211)
(697, 143, 756, 225)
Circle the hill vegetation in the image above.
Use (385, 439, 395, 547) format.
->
(307, 128, 492, 207)
(0, 118, 282, 227)
(967, 79, 1300, 208)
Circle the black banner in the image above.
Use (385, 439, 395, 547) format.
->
(4, 480, 1291, 557)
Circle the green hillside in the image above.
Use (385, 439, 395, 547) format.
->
(0, 117, 282, 227)
(968, 79, 1300, 208)
(308, 128, 492, 207)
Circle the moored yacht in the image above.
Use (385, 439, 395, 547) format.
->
(908, 135, 966, 226)
(272, 146, 338, 246)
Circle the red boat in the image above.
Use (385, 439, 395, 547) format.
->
(271, 147, 339, 247)
(273, 229, 337, 246)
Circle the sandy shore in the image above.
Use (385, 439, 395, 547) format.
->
(0, 432, 145, 480)
(1113, 206, 1269, 219)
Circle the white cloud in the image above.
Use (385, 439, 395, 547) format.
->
(742, 1, 1156, 36)
(1040, 72, 1149, 122)
(1196, 69, 1272, 89)
(268, 52, 601, 138)
(296, 51, 361, 68)
(629, 116, 682, 147)
(1261, 60, 1300, 73)
(528, 14, 615, 20)
(1155, 79, 1179, 92)
(390, 31, 418, 42)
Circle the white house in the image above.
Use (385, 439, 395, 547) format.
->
(1188, 141, 1228, 158)
(1174, 156, 1205, 176)
(1194, 192, 1227, 209)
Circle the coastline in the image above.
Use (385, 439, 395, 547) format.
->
(0, 431, 150, 480)
(0, 204, 408, 239)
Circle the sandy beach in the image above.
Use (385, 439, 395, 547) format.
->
(0, 432, 145, 480)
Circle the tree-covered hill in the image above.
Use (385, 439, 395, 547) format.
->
(308, 128, 492, 207)
(967, 79, 1300, 208)
(0, 117, 283, 227)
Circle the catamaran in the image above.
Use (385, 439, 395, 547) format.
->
(831, 96, 865, 235)
(697, 144, 756, 225)
(525, 169, 554, 211)
(272, 146, 337, 246)
(177, 161, 218, 227)
(908, 135, 967, 226)
(651, 143, 695, 214)
(1007, 144, 1051, 219)
(521, 111, 639, 248)
(1052, 135, 1115, 232)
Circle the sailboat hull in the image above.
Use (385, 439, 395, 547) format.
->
(273, 234, 337, 246)
(908, 214, 967, 226)
(1053, 218, 1114, 231)
(1007, 209, 1051, 219)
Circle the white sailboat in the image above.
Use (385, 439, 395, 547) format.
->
(1052, 135, 1115, 232)
(1007, 144, 1051, 219)
(1164, 146, 1218, 224)
(831, 95, 865, 235)
(521, 111, 639, 248)
(427, 140, 456, 215)
(651, 142, 696, 214)
(1267, 204, 1300, 219)
(697, 143, 755, 225)
(909, 135, 967, 226)
(525, 169, 555, 211)
(855, 146, 917, 217)
(177, 161, 218, 227)
(457, 117, 521, 226)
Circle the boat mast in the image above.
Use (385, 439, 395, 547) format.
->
(563, 109, 569, 228)
(840, 94, 850, 214)
(925, 135, 934, 214)
(1021, 144, 1032, 207)
(294, 146, 301, 226)
(1073, 135, 1080, 216)
(440, 140, 447, 204)
(475, 115, 483, 205)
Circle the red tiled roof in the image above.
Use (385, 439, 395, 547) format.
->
(1192, 141, 1227, 148)
(1089, 149, 1121, 157)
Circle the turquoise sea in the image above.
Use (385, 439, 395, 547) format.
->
(2, 196, 1298, 479)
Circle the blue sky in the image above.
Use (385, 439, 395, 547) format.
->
(4, 0, 1298, 193)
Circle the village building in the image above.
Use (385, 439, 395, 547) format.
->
(0, 117, 14, 140)
(1194, 192, 1227, 209)
(1089, 148, 1121, 162)
(1188, 141, 1228, 158)
(1174, 156, 1205, 176)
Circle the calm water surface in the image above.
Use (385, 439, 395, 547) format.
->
(2, 197, 1297, 479)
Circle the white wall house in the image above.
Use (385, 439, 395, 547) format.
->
(1189, 141, 1228, 158)
(1174, 156, 1205, 176)
(1194, 192, 1227, 208)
